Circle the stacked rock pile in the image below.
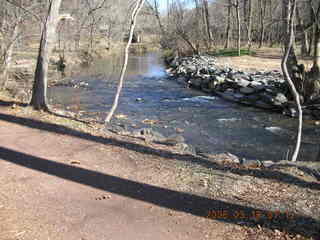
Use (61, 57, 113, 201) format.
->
(166, 55, 320, 119)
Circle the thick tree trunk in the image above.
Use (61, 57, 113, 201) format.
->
(30, 0, 62, 110)
(105, 0, 145, 123)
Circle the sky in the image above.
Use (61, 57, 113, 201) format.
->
(157, 0, 168, 11)
(155, 0, 193, 12)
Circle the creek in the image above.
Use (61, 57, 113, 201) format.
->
(48, 52, 319, 161)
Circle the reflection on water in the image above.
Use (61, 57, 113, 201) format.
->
(48, 52, 319, 162)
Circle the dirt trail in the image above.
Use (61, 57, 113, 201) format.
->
(0, 98, 319, 240)
(0, 105, 231, 240)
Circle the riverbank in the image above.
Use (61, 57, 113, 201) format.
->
(6, 41, 159, 103)
(0, 93, 319, 239)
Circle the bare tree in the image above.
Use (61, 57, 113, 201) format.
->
(224, 0, 232, 49)
(234, 0, 241, 56)
(243, 0, 253, 50)
(0, 1, 35, 89)
(258, 0, 267, 48)
(281, 0, 302, 162)
(30, 0, 63, 110)
(105, 0, 146, 123)
(202, 0, 212, 45)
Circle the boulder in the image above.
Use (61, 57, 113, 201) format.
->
(255, 100, 275, 109)
(250, 81, 265, 90)
(176, 76, 187, 84)
(163, 135, 185, 145)
(208, 80, 216, 90)
(241, 94, 260, 103)
(189, 77, 203, 88)
(259, 93, 274, 104)
(273, 93, 287, 106)
(176, 143, 196, 155)
(186, 65, 197, 73)
(236, 79, 251, 88)
(262, 160, 275, 168)
(239, 87, 255, 94)
(132, 128, 166, 142)
(242, 159, 262, 168)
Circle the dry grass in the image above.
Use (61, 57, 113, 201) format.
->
(216, 47, 313, 72)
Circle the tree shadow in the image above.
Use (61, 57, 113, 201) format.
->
(0, 99, 27, 107)
(0, 146, 318, 239)
(251, 52, 282, 60)
(252, 51, 313, 61)
(0, 110, 319, 192)
(270, 163, 320, 181)
(0, 98, 95, 124)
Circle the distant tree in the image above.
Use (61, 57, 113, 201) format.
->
(233, 0, 241, 56)
(0, 1, 37, 90)
(224, 0, 232, 49)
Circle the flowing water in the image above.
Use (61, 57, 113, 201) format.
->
(48, 52, 320, 161)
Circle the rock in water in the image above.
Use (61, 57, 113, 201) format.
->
(176, 143, 196, 155)
(237, 79, 251, 88)
(239, 87, 255, 94)
(273, 93, 287, 106)
(164, 135, 185, 145)
(132, 128, 166, 142)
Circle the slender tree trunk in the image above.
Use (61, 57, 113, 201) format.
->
(194, 0, 202, 52)
(152, 0, 166, 36)
(282, 0, 302, 162)
(308, 26, 315, 56)
(202, 0, 212, 45)
(105, 0, 145, 123)
(0, 23, 19, 90)
(243, 0, 252, 50)
(312, 25, 320, 70)
(30, 0, 62, 110)
(258, 0, 267, 48)
(225, 0, 232, 49)
(296, 6, 309, 56)
(235, 0, 241, 56)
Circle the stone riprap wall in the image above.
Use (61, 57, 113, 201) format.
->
(166, 55, 319, 119)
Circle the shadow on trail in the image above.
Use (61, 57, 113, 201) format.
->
(0, 146, 319, 238)
(0, 109, 319, 192)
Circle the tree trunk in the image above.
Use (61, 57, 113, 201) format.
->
(282, 0, 302, 162)
(30, 0, 62, 111)
(0, 23, 19, 90)
(243, 0, 252, 50)
(235, 0, 241, 56)
(202, 0, 212, 45)
(258, 0, 267, 48)
(105, 0, 145, 123)
(224, 0, 232, 49)
(312, 25, 320, 70)
(296, 5, 309, 57)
